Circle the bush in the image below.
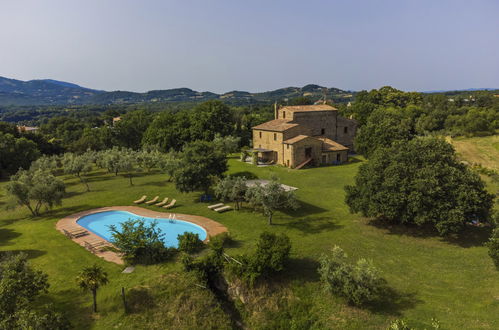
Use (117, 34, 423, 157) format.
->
(208, 232, 233, 250)
(178, 232, 204, 254)
(228, 232, 291, 285)
(318, 246, 385, 306)
(487, 228, 499, 270)
(109, 219, 176, 264)
(181, 245, 225, 285)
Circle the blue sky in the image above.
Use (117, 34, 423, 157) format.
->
(1, 0, 498, 92)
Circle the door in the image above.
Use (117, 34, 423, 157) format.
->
(322, 155, 326, 164)
(305, 147, 312, 158)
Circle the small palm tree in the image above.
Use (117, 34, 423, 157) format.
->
(76, 264, 109, 313)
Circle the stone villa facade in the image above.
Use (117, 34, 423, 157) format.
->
(251, 104, 357, 169)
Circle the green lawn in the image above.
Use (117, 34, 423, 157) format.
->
(0, 156, 498, 329)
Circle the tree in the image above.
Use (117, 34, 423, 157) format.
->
(97, 147, 122, 176)
(109, 219, 174, 264)
(212, 134, 241, 155)
(158, 150, 180, 181)
(61, 152, 93, 191)
(113, 109, 152, 149)
(354, 107, 414, 157)
(136, 148, 161, 173)
(6, 169, 65, 216)
(0, 253, 49, 320)
(245, 179, 299, 225)
(189, 100, 234, 141)
(345, 137, 494, 235)
(174, 140, 227, 193)
(0, 253, 69, 329)
(142, 111, 192, 151)
(318, 246, 385, 306)
(486, 228, 499, 270)
(214, 176, 248, 210)
(76, 264, 109, 313)
(0, 132, 40, 178)
(117, 149, 138, 186)
(288, 96, 313, 106)
(30, 155, 59, 174)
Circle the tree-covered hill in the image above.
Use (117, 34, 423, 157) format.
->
(0, 76, 353, 106)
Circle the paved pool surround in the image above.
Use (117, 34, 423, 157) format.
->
(56, 206, 228, 265)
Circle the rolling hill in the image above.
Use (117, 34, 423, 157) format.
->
(0, 76, 353, 106)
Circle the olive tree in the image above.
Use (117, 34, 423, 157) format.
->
(245, 179, 299, 225)
(61, 152, 93, 191)
(214, 176, 248, 210)
(6, 169, 65, 216)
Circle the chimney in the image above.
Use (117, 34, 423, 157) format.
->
(274, 102, 278, 119)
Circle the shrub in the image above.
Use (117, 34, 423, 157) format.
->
(487, 228, 499, 270)
(177, 232, 204, 254)
(208, 232, 233, 250)
(181, 245, 225, 285)
(109, 219, 176, 264)
(228, 232, 291, 285)
(318, 246, 385, 306)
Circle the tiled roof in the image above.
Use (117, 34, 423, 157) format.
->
(280, 104, 337, 112)
(283, 135, 314, 144)
(315, 137, 349, 151)
(252, 119, 298, 132)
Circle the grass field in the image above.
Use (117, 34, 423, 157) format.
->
(451, 135, 499, 170)
(0, 156, 498, 329)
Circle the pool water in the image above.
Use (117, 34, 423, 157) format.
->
(77, 210, 207, 248)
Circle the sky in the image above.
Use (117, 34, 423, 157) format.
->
(1, 0, 498, 93)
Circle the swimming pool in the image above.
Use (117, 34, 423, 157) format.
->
(77, 210, 207, 248)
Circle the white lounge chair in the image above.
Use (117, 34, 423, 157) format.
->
(163, 199, 177, 209)
(208, 203, 224, 210)
(145, 196, 159, 204)
(214, 205, 232, 213)
(155, 197, 169, 207)
(133, 195, 147, 204)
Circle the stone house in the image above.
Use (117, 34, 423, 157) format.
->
(251, 104, 357, 168)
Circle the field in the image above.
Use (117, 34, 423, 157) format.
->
(451, 135, 499, 170)
(0, 155, 498, 329)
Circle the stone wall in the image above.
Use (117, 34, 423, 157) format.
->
(335, 116, 357, 149)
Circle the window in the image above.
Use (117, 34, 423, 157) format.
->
(287, 159, 290, 167)
(283, 111, 286, 119)
(337, 153, 341, 161)
(287, 144, 289, 149)
(344, 127, 348, 134)
(259, 131, 262, 138)
(321, 128, 325, 135)
(274, 133, 277, 140)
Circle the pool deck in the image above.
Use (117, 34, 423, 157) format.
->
(56, 206, 228, 265)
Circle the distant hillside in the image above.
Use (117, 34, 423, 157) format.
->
(0, 76, 353, 106)
(0, 76, 103, 105)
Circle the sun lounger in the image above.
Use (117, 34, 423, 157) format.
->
(84, 240, 110, 253)
(133, 195, 147, 204)
(145, 196, 159, 204)
(155, 197, 169, 207)
(63, 228, 89, 238)
(163, 199, 176, 209)
(214, 205, 232, 213)
(208, 203, 224, 210)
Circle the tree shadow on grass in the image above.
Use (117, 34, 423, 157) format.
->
(43, 205, 94, 220)
(139, 180, 169, 187)
(368, 218, 492, 248)
(50, 288, 94, 328)
(127, 286, 156, 314)
(280, 257, 321, 283)
(0, 228, 22, 246)
(279, 217, 343, 235)
(281, 200, 328, 217)
(366, 286, 423, 316)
